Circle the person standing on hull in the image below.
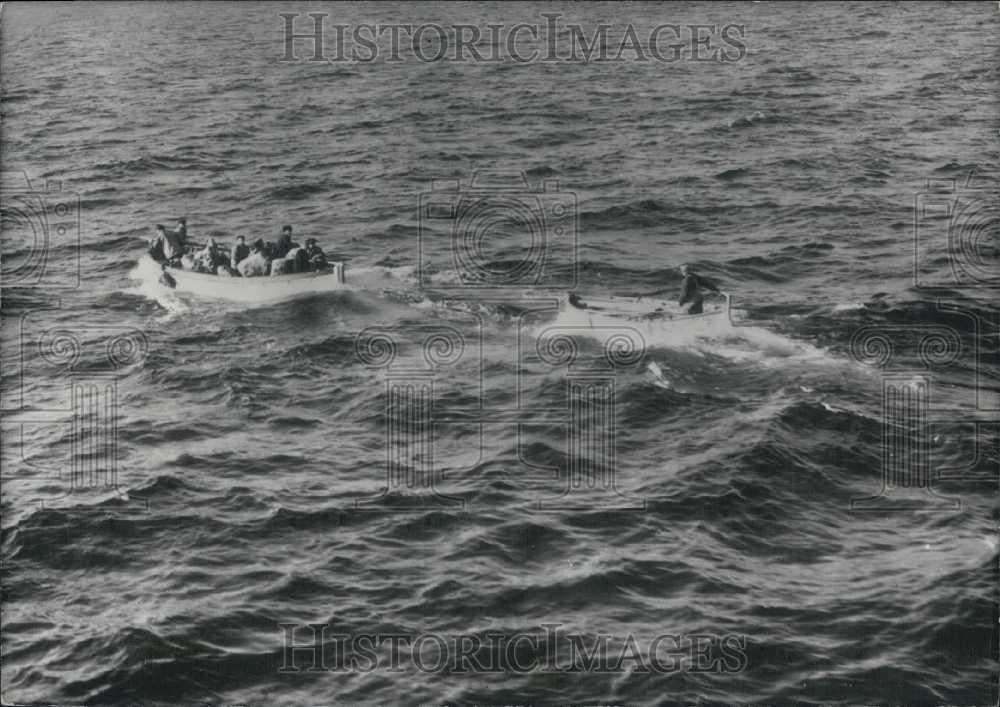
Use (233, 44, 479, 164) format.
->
(147, 225, 168, 263)
(677, 264, 720, 315)
(149, 224, 184, 265)
(173, 218, 188, 251)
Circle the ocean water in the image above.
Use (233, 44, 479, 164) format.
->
(1, 2, 998, 704)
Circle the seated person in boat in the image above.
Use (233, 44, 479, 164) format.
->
(267, 226, 310, 275)
(273, 225, 300, 259)
(148, 224, 183, 264)
(677, 264, 720, 315)
(269, 248, 307, 276)
(305, 238, 328, 270)
(283, 245, 310, 273)
(187, 237, 226, 274)
(270, 258, 291, 276)
(231, 235, 250, 270)
(237, 239, 271, 277)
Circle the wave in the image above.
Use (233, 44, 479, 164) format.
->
(763, 66, 821, 84)
(727, 110, 786, 129)
(512, 131, 583, 149)
(261, 182, 330, 201)
(123, 256, 191, 319)
(90, 153, 207, 178)
(715, 167, 751, 180)
(728, 241, 835, 269)
(580, 199, 685, 229)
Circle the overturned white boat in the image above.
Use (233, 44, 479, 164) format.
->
(160, 262, 347, 303)
(563, 290, 733, 336)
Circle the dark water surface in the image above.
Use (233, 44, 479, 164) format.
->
(2, 2, 998, 704)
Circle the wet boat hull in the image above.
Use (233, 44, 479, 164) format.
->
(566, 291, 730, 319)
(161, 263, 347, 303)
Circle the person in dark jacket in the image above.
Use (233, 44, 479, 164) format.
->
(284, 245, 309, 273)
(230, 235, 251, 271)
(173, 218, 188, 250)
(678, 264, 720, 315)
(273, 225, 300, 259)
(148, 226, 167, 263)
(149, 224, 184, 264)
(304, 238, 328, 270)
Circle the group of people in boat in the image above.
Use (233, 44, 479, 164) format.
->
(147, 219, 329, 277)
(148, 220, 719, 309)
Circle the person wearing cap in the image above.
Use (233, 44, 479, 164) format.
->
(677, 264, 720, 315)
(237, 238, 271, 277)
(304, 238, 328, 271)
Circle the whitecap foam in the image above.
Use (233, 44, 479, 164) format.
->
(124, 256, 190, 320)
(538, 300, 852, 374)
(347, 263, 419, 290)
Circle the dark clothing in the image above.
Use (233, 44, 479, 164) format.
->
(284, 247, 309, 273)
(174, 224, 188, 249)
(148, 238, 166, 263)
(273, 234, 300, 259)
(150, 230, 183, 262)
(678, 273, 719, 315)
(305, 243, 328, 270)
(231, 243, 250, 269)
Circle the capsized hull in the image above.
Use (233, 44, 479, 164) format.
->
(562, 291, 734, 338)
(565, 291, 730, 319)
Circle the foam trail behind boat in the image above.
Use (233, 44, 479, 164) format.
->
(342, 264, 419, 291)
(546, 297, 850, 371)
(125, 255, 190, 319)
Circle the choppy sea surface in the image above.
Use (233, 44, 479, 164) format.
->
(2, 2, 998, 704)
